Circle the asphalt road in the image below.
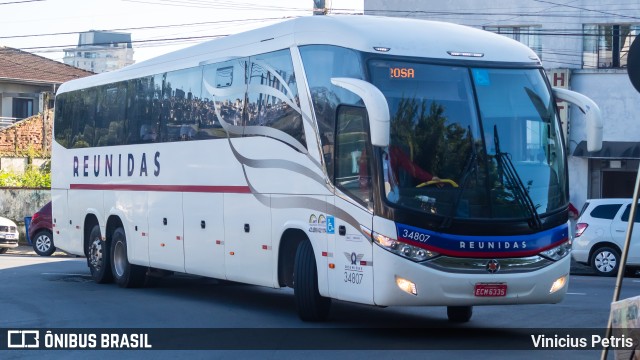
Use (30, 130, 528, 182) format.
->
(1, 250, 639, 359)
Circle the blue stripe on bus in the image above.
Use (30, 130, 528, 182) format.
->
(396, 222, 569, 258)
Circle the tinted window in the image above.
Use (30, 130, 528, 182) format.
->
(590, 204, 623, 220)
(334, 105, 372, 209)
(202, 58, 246, 139)
(246, 49, 305, 149)
(620, 204, 640, 222)
(299, 45, 365, 179)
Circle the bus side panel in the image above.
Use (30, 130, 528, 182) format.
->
(148, 192, 185, 273)
(270, 195, 329, 295)
(224, 193, 273, 287)
(68, 189, 104, 252)
(51, 189, 81, 255)
(104, 190, 149, 266)
(329, 196, 374, 305)
(183, 193, 225, 279)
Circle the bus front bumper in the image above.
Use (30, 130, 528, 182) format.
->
(372, 245, 570, 306)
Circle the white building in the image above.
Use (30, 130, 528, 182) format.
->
(364, 0, 640, 209)
(63, 31, 135, 73)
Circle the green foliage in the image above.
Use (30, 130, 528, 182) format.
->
(0, 163, 51, 188)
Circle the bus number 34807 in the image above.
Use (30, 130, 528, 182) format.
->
(344, 272, 363, 284)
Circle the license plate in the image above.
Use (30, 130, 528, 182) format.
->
(474, 283, 507, 297)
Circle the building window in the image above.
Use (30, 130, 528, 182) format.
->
(12, 98, 33, 119)
(484, 26, 542, 59)
(583, 24, 640, 68)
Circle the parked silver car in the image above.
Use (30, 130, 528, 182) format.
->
(0, 216, 20, 254)
(572, 198, 640, 276)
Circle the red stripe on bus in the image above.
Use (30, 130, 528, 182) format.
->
(69, 184, 251, 193)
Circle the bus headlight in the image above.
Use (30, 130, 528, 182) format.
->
(540, 241, 571, 261)
(373, 231, 439, 262)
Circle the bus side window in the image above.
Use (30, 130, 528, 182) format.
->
(246, 49, 305, 148)
(334, 105, 372, 209)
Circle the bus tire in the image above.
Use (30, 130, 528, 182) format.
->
(87, 225, 113, 284)
(110, 227, 146, 288)
(447, 306, 473, 323)
(294, 240, 331, 322)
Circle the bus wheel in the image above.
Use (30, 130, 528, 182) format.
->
(294, 240, 331, 321)
(110, 227, 146, 288)
(87, 225, 113, 284)
(447, 306, 473, 323)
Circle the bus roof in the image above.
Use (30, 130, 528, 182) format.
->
(57, 15, 540, 94)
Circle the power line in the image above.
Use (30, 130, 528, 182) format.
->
(0, 0, 45, 5)
(533, 0, 640, 21)
(0, 16, 296, 40)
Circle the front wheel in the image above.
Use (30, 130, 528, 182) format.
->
(447, 306, 473, 323)
(110, 227, 146, 288)
(87, 225, 113, 284)
(294, 240, 331, 322)
(33, 230, 55, 256)
(591, 246, 620, 277)
(0, 248, 7, 254)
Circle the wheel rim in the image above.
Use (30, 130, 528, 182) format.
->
(595, 250, 617, 273)
(35, 235, 51, 253)
(113, 240, 126, 278)
(89, 238, 103, 271)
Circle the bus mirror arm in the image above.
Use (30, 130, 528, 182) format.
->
(331, 77, 390, 147)
(552, 87, 603, 152)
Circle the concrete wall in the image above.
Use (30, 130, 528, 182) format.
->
(0, 188, 50, 242)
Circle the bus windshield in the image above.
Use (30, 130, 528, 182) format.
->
(368, 59, 567, 222)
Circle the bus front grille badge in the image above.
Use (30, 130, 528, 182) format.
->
(486, 259, 500, 274)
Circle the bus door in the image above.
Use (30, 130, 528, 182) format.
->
(148, 192, 184, 272)
(329, 105, 375, 304)
(224, 193, 273, 287)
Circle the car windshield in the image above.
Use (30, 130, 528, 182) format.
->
(368, 59, 567, 223)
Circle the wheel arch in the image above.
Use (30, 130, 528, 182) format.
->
(588, 242, 622, 264)
(106, 215, 124, 245)
(83, 214, 100, 257)
(277, 228, 310, 288)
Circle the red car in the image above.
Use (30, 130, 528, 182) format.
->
(29, 201, 55, 256)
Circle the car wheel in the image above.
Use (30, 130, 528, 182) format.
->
(294, 240, 331, 321)
(591, 246, 620, 277)
(87, 225, 113, 284)
(110, 227, 146, 288)
(33, 230, 55, 256)
(0, 248, 7, 254)
(447, 306, 473, 323)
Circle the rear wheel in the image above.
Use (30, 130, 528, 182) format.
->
(447, 306, 473, 323)
(87, 225, 113, 284)
(0, 248, 7, 254)
(33, 230, 55, 256)
(591, 246, 620, 277)
(111, 227, 146, 288)
(294, 240, 331, 321)
(110, 227, 146, 287)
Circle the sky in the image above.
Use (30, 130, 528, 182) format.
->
(0, 0, 363, 63)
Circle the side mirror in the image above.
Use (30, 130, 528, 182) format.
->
(553, 87, 603, 152)
(330, 78, 390, 147)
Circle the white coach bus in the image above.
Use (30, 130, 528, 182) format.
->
(52, 15, 602, 322)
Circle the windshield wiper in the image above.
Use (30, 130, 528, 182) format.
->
(493, 125, 542, 229)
